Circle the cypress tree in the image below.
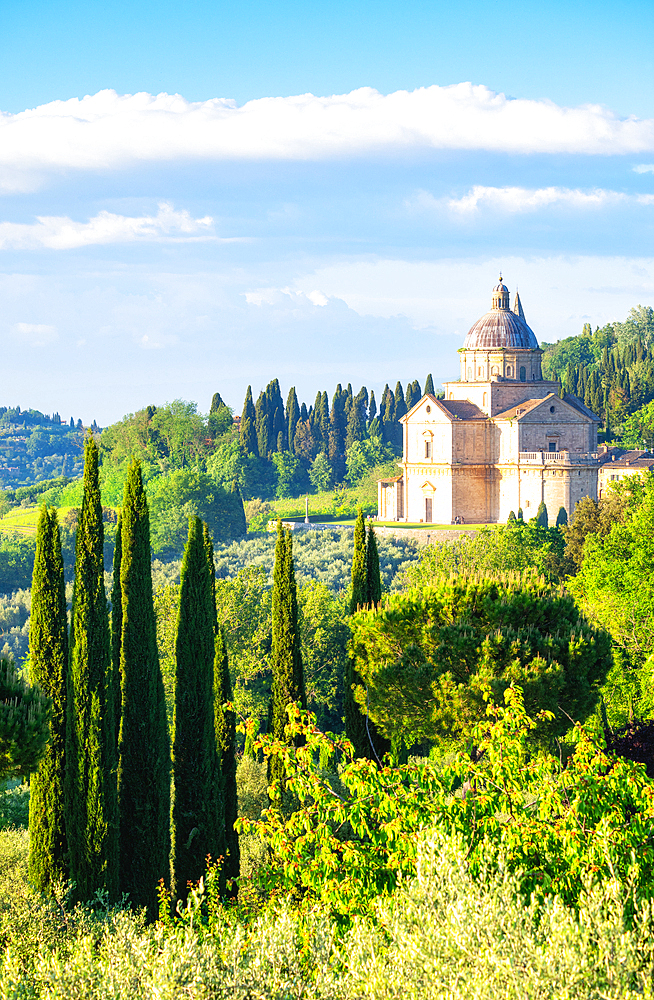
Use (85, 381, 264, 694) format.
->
(28, 506, 68, 891)
(171, 517, 222, 904)
(213, 626, 239, 892)
(365, 522, 381, 606)
(66, 436, 118, 902)
(118, 459, 170, 918)
(255, 391, 270, 457)
(269, 521, 305, 786)
(345, 399, 365, 449)
(210, 392, 225, 413)
(345, 512, 389, 762)
(110, 514, 122, 754)
(368, 390, 377, 425)
(535, 501, 549, 528)
(203, 524, 238, 891)
(425, 373, 435, 396)
(556, 506, 568, 527)
(286, 388, 300, 456)
(240, 386, 259, 457)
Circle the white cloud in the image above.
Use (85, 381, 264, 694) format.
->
(0, 202, 218, 249)
(634, 164, 654, 173)
(2, 85, 654, 190)
(409, 185, 654, 215)
(12, 322, 57, 346)
(244, 287, 329, 307)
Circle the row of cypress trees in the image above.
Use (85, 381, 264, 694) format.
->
(239, 375, 437, 467)
(28, 438, 237, 915)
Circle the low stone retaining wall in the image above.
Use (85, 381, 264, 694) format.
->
(371, 526, 479, 546)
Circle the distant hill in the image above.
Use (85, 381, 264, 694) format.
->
(0, 407, 90, 488)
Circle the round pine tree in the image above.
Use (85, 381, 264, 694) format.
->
(171, 517, 223, 905)
(117, 458, 170, 918)
(65, 436, 118, 902)
(28, 506, 69, 891)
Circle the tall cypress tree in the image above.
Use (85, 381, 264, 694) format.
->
(110, 514, 122, 755)
(425, 373, 435, 396)
(368, 390, 377, 425)
(28, 506, 68, 891)
(345, 511, 389, 762)
(171, 517, 222, 904)
(240, 386, 259, 457)
(269, 521, 305, 785)
(118, 459, 170, 917)
(203, 525, 239, 891)
(286, 387, 300, 456)
(365, 523, 382, 606)
(255, 391, 270, 458)
(66, 436, 118, 902)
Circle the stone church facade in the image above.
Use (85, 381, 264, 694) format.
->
(378, 279, 600, 525)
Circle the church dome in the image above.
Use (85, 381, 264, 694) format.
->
(463, 278, 539, 350)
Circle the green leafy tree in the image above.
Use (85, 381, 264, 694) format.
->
(0, 657, 51, 782)
(28, 506, 69, 891)
(350, 575, 612, 749)
(65, 437, 118, 902)
(271, 451, 307, 499)
(571, 473, 654, 724)
(269, 522, 306, 785)
(118, 459, 170, 918)
(309, 452, 332, 492)
(298, 581, 348, 733)
(171, 517, 224, 905)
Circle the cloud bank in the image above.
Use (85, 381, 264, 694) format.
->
(3, 84, 654, 190)
(0, 203, 217, 249)
(410, 186, 654, 215)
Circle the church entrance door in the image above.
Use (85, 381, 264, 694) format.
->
(425, 497, 432, 523)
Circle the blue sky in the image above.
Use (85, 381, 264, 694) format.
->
(1, 0, 654, 424)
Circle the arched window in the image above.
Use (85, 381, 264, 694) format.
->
(491, 365, 499, 376)
(519, 366, 526, 382)
(483, 392, 488, 407)
(506, 366, 513, 377)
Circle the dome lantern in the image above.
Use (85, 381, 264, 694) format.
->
(463, 278, 539, 351)
(491, 276, 510, 310)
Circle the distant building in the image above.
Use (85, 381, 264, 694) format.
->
(378, 278, 601, 524)
(597, 447, 654, 497)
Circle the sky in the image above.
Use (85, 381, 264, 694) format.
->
(1, 0, 654, 425)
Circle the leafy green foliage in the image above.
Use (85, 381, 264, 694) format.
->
(350, 575, 612, 747)
(242, 688, 654, 919)
(28, 506, 68, 891)
(571, 472, 654, 724)
(0, 533, 37, 595)
(148, 468, 246, 556)
(0, 657, 51, 781)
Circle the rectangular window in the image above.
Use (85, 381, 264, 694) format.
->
(396, 479, 404, 519)
(425, 440, 432, 458)
(549, 442, 556, 452)
(425, 497, 432, 523)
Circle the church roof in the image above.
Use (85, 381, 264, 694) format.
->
(463, 279, 539, 350)
(438, 399, 487, 420)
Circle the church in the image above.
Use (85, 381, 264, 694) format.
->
(377, 278, 600, 525)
